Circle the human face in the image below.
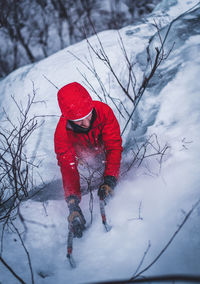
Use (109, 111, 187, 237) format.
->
(73, 112, 93, 129)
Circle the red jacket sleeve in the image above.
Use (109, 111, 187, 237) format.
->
(101, 105, 123, 179)
(54, 116, 81, 200)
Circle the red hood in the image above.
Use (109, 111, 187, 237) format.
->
(57, 82, 94, 120)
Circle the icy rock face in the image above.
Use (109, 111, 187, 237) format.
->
(125, 5, 200, 146)
(147, 6, 200, 93)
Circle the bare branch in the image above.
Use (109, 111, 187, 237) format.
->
(0, 255, 26, 284)
(43, 74, 59, 90)
(133, 241, 151, 276)
(131, 199, 200, 280)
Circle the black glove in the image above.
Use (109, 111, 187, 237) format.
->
(66, 195, 86, 238)
(98, 176, 117, 200)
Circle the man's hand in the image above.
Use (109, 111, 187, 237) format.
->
(98, 184, 113, 200)
(98, 175, 117, 200)
(66, 195, 86, 238)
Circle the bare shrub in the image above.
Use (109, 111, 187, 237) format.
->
(0, 85, 45, 283)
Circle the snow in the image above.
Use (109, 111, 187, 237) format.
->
(1, 0, 200, 283)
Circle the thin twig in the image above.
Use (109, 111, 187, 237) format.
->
(43, 74, 59, 90)
(0, 256, 26, 284)
(11, 221, 35, 284)
(134, 241, 151, 276)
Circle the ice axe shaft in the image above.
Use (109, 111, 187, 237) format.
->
(67, 230, 76, 268)
(99, 198, 112, 232)
(66, 196, 111, 268)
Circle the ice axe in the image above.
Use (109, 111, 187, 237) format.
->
(99, 196, 112, 232)
(67, 230, 76, 268)
(66, 194, 112, 268)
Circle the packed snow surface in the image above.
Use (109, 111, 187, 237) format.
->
(0, 0, 200, 283)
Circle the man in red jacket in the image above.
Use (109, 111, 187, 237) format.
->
(54, 82, 122, 237)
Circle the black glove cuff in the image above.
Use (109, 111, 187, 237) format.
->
(66, 195, 80, 213)
(104, 175, 117, 189)
(66, 195, 80, 204)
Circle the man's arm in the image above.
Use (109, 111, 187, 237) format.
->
(54, 116, 81, 200)
(101, 106, 123, 179)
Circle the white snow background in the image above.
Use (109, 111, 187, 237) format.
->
(0, 0, 200, 283)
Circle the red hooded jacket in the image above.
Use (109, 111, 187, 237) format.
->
(54, 82, 123, 200)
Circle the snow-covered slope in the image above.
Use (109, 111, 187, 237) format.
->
(0, 0, 200, 283)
